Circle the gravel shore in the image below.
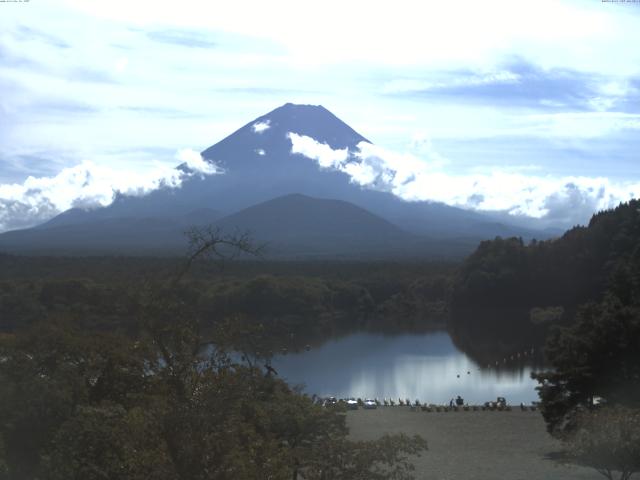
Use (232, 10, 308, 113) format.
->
(347, 407, 600, 480)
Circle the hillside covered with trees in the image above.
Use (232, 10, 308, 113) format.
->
(450, 200, 640, 360)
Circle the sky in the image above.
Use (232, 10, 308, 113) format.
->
(1, 0, 640, 232)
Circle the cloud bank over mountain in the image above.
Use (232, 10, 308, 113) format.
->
(289, 133, 640, 227)
(0, 150, 215, 232)
(2, 122, 636, 234)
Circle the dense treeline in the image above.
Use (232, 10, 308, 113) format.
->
(534, 294, 640, 435)
(0, 254, 453, 283)
(450, 200, 640, 360)
(530, 239, 640, 479)
(445, 200, 640, 476)
(0, 257, 453, 350)
(524, 203, 640, 433)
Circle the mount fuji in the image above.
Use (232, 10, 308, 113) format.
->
(0, 103, 549, 258)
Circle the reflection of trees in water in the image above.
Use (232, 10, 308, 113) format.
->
(236, 314, 448, 358)
(448, 307, 548, 369)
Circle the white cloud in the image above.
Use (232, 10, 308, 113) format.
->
(287, 132, 349, 168)
(588, 79, 638, 111)
(0, 198, 59, 233)
(64, 0, 639, 74)
(394, 171, 639, 222)
(0, 150, 217, 232)
(114, 56, 129, 73)
(289, 133, 640, 226)
(177, 148, 218, 174)
(255, 148, 266, 156)
(347, 142, 434, 190)
(252, 120, 271, 133)
(381, 70, 521, 95)
(507, 112, 640, 140)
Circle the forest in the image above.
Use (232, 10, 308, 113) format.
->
(0, 255, 452, 350)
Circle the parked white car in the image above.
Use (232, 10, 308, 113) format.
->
(364, 399, 377, 409)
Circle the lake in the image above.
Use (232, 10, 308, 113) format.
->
(271, 331, 543, 405)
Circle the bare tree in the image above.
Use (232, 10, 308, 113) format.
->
(174, 226, 265, 285)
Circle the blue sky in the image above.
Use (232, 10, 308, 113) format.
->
(1, 0, 639, 232)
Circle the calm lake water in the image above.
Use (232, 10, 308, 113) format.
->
(271, 331, 543, 404)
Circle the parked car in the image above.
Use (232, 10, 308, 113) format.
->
(346, 398, 358, 410)
(364, 399, 377, 409)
